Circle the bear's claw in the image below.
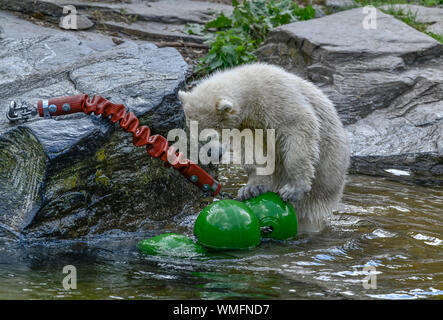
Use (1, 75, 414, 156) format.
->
(278, 184, 310, 202)
(237, 184, 271, 200)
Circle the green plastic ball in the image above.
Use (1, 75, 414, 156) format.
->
(137, 233, 206, 258)
(244, 192, 298, 240)
(194, 199, 261, 250)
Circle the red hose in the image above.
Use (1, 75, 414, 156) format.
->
(38, 94, 221, 196)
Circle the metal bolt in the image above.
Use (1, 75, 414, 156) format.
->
(48, 104, 58, 113)
(7, 101, 17, 119)
(190, 175, 198, 183)
(62, 103, 71, 112)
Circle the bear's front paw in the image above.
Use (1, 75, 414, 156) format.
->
(237, 184, 271, 200)
(278, 184, 310, 202)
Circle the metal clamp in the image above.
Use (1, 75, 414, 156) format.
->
(6, 100, 38, 122)
(42, 100, 52, 119)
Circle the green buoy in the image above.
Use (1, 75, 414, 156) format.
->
(194, 199, 261, 250)
(138, 192, 298, 256)
(244, 192, 298, 240)
(137, 233, 206, 258)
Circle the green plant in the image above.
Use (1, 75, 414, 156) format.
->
(428, 32, 443, 43)
(384, 6, 424, 28)
(420, 0, 443, 5)
(198, 29, 258, 71)
(382, 5, 443, 44)
(187, 0, 316, 75)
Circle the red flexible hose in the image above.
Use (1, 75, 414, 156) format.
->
(37, 94, 221, 196)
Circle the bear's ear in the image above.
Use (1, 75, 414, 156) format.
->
(217, 99, 234, 113)
(178, 90, 189, 103)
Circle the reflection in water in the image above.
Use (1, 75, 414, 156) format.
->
(0, 166, 442, 299)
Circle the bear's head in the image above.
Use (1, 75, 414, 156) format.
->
(178, 87, 242, 131)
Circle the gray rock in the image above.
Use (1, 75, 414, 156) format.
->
(257, 8, 443, 184)
(0, 0, 232, 44)
(0, 9, 115, 49)
(428, 22, 443, 35)
(101, 20, 205, 44)
(381, 4, 443, 35)
(325, 0, 357, 13)
(0, 11, 205, 239)
(0, 0, 61, 24)
(0, 0, 232, 25)
(59, 14, 94, 30)
(381, 4, 443, 24)
(312, 5, 326, 18)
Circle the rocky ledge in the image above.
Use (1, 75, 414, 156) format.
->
(0, 11, 205, 239)
(0, 0, 232, 44)
(257, 8, 442, 185)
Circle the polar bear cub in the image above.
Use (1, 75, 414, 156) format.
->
(178, 63, 350, 233)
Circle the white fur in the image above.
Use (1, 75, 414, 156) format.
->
(179, 63, 350, 233)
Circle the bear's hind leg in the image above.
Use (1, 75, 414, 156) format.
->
(293, 191, 340, 233)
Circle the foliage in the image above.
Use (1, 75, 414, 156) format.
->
(185, 0, 316, 75)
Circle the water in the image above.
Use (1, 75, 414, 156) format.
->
(0, 167, 442, 300)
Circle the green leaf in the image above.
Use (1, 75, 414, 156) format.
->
(294, 6, 316, 21)
(205, 12, 232, 29)
(210, 58, 224, 70)
(221, 44, 237, 56)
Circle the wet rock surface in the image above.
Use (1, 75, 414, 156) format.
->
(0, 11, 204, 239)
(257, 8, 443, 184)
